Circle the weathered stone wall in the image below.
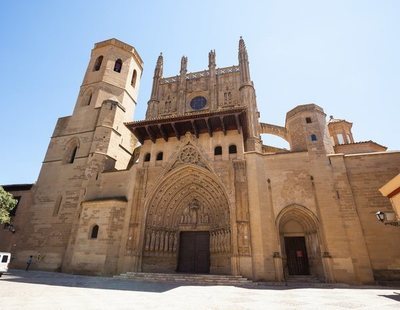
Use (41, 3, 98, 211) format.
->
(154, 69, 241, 118)
(0, 187, 33, 267)
(334, 142, 386, 154)
(9, 39, 143, 273)
(70, 199, 126, 275)
(344, 152, 400, 280)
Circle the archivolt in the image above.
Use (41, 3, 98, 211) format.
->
(276, 204, 319, 234)
(145, 164, 230, 231)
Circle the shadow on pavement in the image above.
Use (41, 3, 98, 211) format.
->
(1, 269, 400, 293)
(0, 269, 181, 293)
(380, 292, 400, 302)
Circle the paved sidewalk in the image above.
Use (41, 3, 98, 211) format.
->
(0, 269, 399, 309)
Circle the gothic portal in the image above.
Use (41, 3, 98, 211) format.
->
(142, 140, 232, 274)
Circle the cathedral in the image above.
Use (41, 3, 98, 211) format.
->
(1, 38, 400, 284)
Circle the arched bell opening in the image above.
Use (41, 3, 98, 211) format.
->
(142, 165, 232, 275)
(276, 205, 325, 281)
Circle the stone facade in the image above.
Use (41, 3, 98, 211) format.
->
(1, 38, 399, 284)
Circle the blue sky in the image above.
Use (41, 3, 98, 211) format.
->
(1, 0, 399, 184)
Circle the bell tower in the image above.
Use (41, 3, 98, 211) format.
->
(68, 38, 144, 170)
(16, 39, 144, 272)
(78, 38, 143, 122)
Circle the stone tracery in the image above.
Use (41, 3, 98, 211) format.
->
(144, 164, 231, 256)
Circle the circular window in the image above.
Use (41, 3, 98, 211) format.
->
(190, 96, 207, 110)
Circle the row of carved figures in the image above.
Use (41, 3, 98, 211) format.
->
(145, 230, 178, 253)
(144, 228, 231, 254)
(211, 229, 231, 254)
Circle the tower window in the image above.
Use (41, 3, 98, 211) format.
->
(229, 145, 237, 154)
(68, 146, 78, 163)
(87, 93, 92, 105)
(53, 195, 62, 217)
(156, 152, 163, 161)
(131, 70, 137, 87)
(114, 59, 122, 73)
(214, 146, 222, 156)
(93, 56, 103, 71)
(90, 225, 99, 239)
(144, 153, 151, 162)
(306, 117, 312, 123)
(64, 138, 80, 164)
(311, 134, 317, 141)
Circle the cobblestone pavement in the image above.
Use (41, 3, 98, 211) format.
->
(0, 270, 399, 309)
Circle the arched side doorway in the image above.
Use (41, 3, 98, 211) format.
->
(276, 205, 325, 280)
(142, 165, 231, 275)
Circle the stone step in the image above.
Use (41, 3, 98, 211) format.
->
(114, 272, 350, 288)
(286, 275, 321, 283)
(114, 272, 255, 286)
(123, 273, 248, 280)
(125, 271, 245, 278)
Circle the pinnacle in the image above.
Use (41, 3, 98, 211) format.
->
(239, 36, 246, 51)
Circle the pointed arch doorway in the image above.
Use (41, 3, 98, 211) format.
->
(142, 165, 232, 275)
(277, 205, 325, 280)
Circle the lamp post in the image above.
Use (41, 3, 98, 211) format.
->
(375, 211, 400, 226)
(375, 211, 385, 222)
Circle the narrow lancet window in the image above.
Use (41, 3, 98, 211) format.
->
(93, 56, 103, 71)
(69, 146, 78, 163)
(131, 70, 137, 87)
(114, 59, 122, 73)
(91, 225, 99, 239)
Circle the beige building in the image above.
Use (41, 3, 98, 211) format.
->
(379, 174, 400, 225)
(1, 38, 400, 284)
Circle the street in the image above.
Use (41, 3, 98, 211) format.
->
(0, 270, 399, 309)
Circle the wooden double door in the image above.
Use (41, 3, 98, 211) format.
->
(284, 236, 310, 275)
(177, 231, 210, 274)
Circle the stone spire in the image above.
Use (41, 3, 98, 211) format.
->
(177, 56, 188, 114)
(208, 50, 216, 69)
(147, 53, 163, 118)
(180, 56, 188, 75)
(237, 37, 261, 152)
(208, 50, 217, 110)
(150, 53, 163, 100)
(154, 53, 163, 78)
(238, 36, 251, 86)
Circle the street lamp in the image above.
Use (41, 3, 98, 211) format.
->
(375, 211, 400, 226)
(375, 211, 385, 222)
